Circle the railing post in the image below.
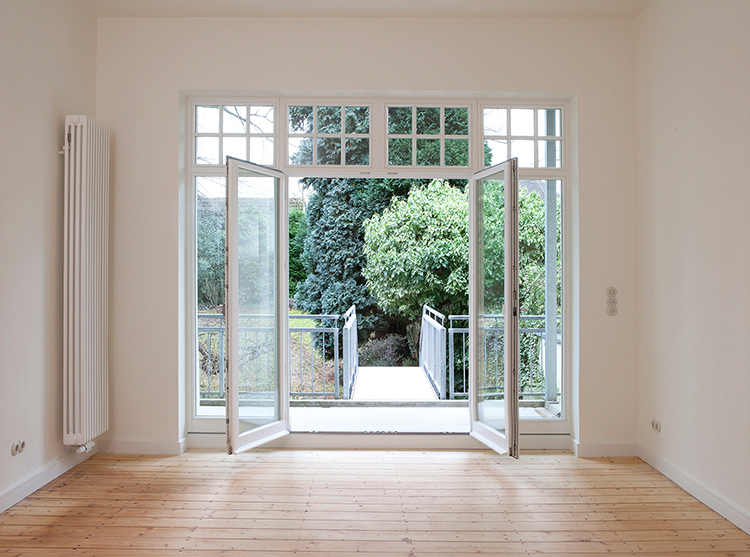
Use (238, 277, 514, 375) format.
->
(219, 324, 225, 397)
(334, 326, 339, 399)
(440, 325, 446, 399)
(448, 321, 455, 399)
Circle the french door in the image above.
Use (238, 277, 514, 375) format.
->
(226, 157, 289, 453)
(468, 159, 520, 458)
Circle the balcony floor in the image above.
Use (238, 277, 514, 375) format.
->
(290, 404, 470, 433)
(350, 366, 438, 401)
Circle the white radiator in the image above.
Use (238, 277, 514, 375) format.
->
(62, 115, 110, 448)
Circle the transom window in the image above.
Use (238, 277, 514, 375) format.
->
(190, 98, 565, 174)
(287, 104, 371, 166)
(483, 107, 562, 168)
(194, 104, 275, 166)
(386, 105, 470, 167)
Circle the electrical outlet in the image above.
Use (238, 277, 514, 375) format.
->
(10, 438, 26, 456)
(651, 419, 661, 433)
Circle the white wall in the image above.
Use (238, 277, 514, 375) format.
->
(636, 0, 750, 524)
(0, 0, 98, 499)
(96, 15, 640, 453)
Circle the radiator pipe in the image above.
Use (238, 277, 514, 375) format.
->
(75, 441, 96, 454)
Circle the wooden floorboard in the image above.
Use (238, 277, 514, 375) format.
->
(0, 449, 748, 555)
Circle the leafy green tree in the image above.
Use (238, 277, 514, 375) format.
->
(196, 194, 225, 310)
(362, 179, 552, 358)
(288, 208, 308, 298)
(294, 178, 415, 339)
(363, 180, 469, 321)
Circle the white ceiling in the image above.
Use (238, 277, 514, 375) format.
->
(84, 0, 650, 19)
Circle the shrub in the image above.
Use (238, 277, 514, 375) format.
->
(358, 334, 409, 367)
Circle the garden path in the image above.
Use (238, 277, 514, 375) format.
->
(351, 366, 438, 401)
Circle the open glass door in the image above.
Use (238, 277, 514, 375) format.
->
(469, 159, 520, 458)
(226, 157, 289, 453)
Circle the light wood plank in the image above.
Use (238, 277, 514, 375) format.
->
(0, 449, 748, 555)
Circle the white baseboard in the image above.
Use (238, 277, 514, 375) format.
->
(520, 434, 572, 451)
(637, 443, 750, 534)
(572, 439, 637, 457)
(187, 432, 226, 450)
(98, 438, 184, 455)
(0, 448, 96, 514)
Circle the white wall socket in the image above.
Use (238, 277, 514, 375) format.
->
(10, 438, 25, 456)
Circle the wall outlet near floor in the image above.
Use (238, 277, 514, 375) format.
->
(651, 419, 661, 433)
(10, 438, 26, 456)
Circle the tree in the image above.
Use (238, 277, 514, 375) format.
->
(363, 180, 469, 322)
(294, 177, 415, 339)
(196, 194, 225, 310)
(288, 208, 308, 298)
(362, 179, 551, 357)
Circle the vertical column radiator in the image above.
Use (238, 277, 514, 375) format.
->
(62, 115, 110, 448)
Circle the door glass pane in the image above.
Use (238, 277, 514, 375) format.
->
(518, 180, 562, 416)
(237, 171, 278, 433)
(196, 176, 227, 416)
(477, 175, 507, 434)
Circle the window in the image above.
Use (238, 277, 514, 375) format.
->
(483, 107, 563, 168)
(287, 104, 371, 166)
(386, 105, 470, 167)
(195, 104, 275, 166)
(186, 96, 569, 433)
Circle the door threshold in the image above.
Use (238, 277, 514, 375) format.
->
(290, 400, 468, 408)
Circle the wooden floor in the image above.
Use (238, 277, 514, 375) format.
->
(1, 450, 749, 556)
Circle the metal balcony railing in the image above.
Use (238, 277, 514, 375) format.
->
(448, 314, 561, 401)
(198, 312, 343, 402)
(197, 307, 560, 405)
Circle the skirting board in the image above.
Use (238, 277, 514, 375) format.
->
(572, 439, 637, 457)
(637, 443, 750, 534)
(0, 447, 96, 514)
(98, 438, 185, 456)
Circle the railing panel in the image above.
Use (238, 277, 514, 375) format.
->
(448, 314, 561, 401)
(419, 305, 446, 399)
(197, 312, 343, 403)
(342, 305, 358, 399)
